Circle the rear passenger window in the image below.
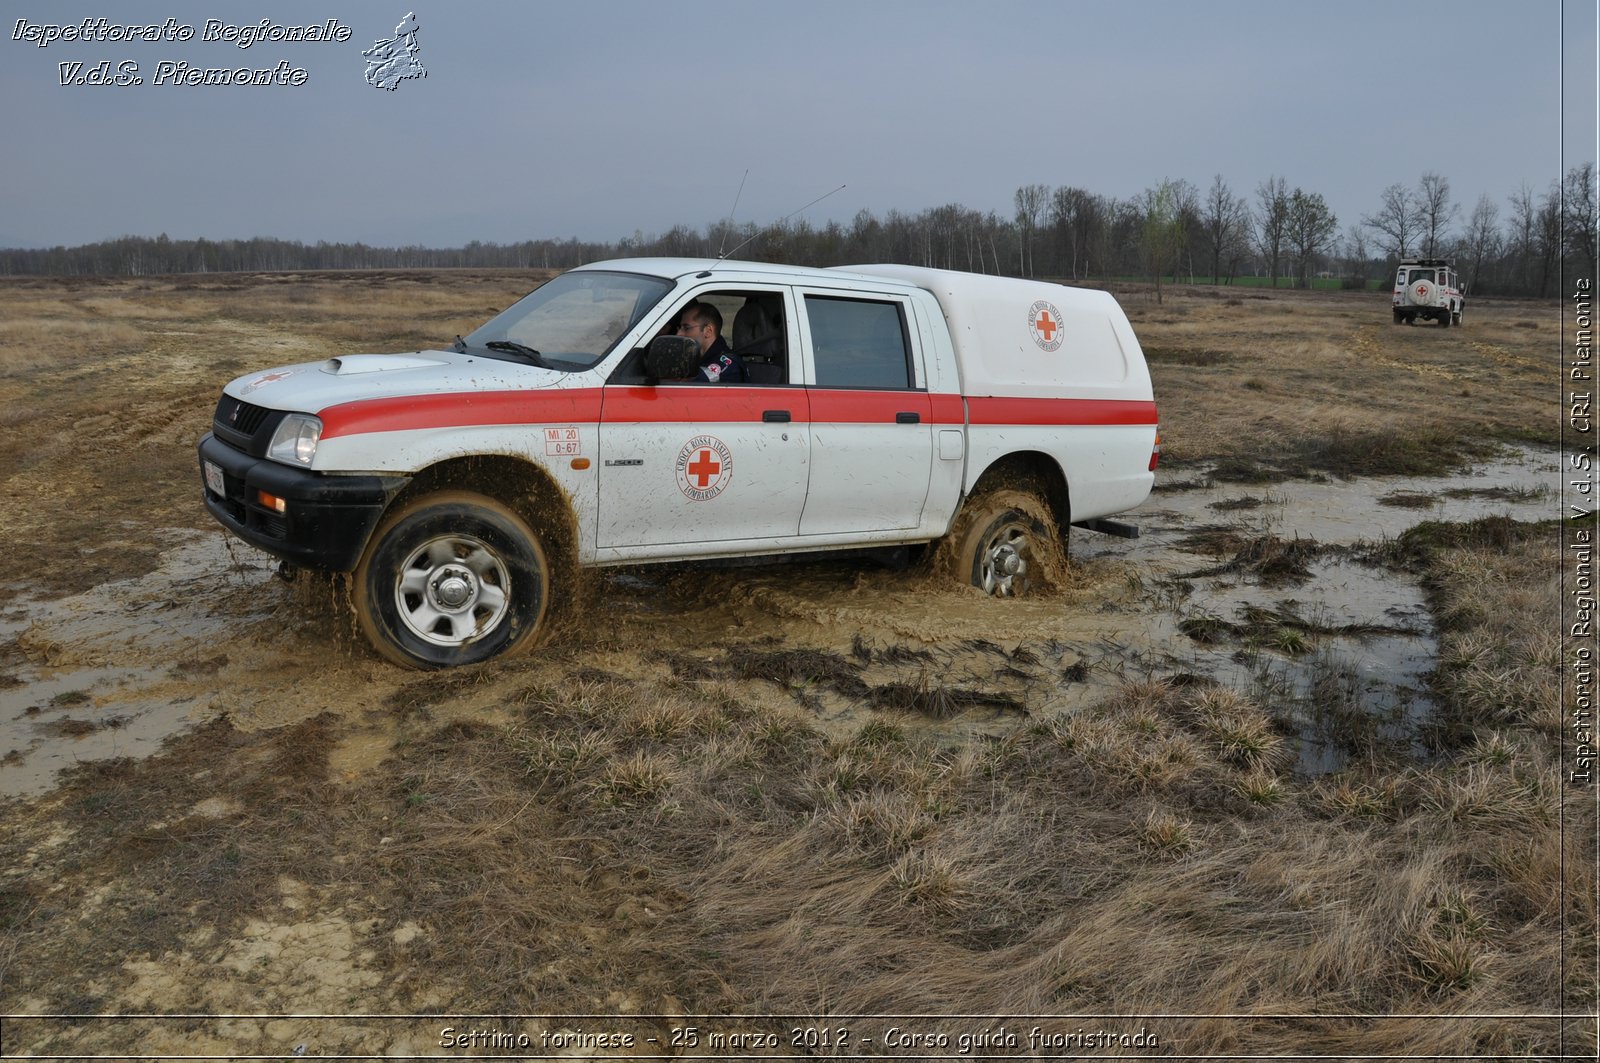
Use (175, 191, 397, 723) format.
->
(805, 296, 913, 389)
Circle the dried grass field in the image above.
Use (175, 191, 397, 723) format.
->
(0, 270, 1590, 1060)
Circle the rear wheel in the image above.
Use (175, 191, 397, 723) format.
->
(956, 490, 1058, 597)
(354, 491, 549, 668)
(1439, 310, 1451, 327)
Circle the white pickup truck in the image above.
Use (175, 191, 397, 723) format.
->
(198, 259, 1159, 668)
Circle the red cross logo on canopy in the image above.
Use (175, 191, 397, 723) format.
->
(1028, 299, 1065, 352)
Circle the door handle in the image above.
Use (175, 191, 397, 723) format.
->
(763, 410, 791, 423)
(895, 412, 921, 424)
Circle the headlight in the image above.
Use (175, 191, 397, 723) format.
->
(267, 413, 322, 467)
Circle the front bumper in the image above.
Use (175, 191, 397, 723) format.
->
(198, 432, 409, 571)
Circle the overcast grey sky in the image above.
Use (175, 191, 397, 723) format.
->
(2, 1, 1595, 250)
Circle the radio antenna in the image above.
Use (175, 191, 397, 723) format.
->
(716, 169, 749, 259)
(718, 183, 846, 261)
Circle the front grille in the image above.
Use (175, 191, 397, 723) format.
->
(215, 395, 271, 436)
(211, 395, 286, 454)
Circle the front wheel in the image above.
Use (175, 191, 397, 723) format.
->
(956, 490, 1059, 597)
(354, 491, 550, 668)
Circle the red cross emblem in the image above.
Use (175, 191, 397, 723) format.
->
(1415, 284, 1429, 297)
(676, 434, 733, 499)
(240, 367, 302, 395)
(1027, 299, 1065, 351)
(687, 449, 720, 487)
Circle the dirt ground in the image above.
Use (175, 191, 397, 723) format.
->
(0, 272, 1591, 1060)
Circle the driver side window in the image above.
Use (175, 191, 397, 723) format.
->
(606, 288, 792, 385)
(669, 289, 790, 385)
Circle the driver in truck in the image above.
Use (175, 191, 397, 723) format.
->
(675, 301, 748, 383)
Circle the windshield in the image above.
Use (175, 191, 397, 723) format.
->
(462, 270, 672, 371)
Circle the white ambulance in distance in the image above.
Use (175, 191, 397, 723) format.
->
(1392, 257, 1464, 326)
(198, 259, 1160, 668)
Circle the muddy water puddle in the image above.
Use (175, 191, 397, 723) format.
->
(1082, 444, 1559, 770)
(1129, 559, 1438, 773)
(0, 534, 285, 797)
(0, 447, 1562, 798)
(1, 666, 191, 797)
(601, 446, 1559, 772)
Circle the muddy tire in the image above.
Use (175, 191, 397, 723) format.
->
(354, 491, 549, 669)
(1438, 310, 1450, 328)
(955, 490, 1057, 597)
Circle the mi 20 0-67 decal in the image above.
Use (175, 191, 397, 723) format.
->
(675, 434, 733, 501)
(544, 426, 582, 457)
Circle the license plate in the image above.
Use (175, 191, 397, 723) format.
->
(204, 460, 225, 497)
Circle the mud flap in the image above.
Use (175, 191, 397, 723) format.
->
(1073, 518, 1140, 539)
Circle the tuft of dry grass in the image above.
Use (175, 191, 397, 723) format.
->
(1191, 688, 1288, 771)
(1137, 808, 1195, 857)
(889, 849, 975, 915)
(1315, 775, 1401, 821)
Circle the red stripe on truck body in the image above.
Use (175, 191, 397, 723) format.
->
(318, 388, 1156, 438)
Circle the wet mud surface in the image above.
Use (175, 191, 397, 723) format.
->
(1, 446, 1560, 797)
(1085, 445, 1557, 771)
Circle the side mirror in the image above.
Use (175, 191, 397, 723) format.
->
(645, 335, 700, 381)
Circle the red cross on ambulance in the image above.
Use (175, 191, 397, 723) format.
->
(1028, 299, 1065, 351)
(672, 433, 735, 502)
(1034, 310, 1057, 341)
(687, 448, 720, 488)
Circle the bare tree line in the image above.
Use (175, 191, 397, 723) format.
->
(2, 165, 1593, 296)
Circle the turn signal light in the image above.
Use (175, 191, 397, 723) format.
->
(1149, 433, 1162, 472)
(257, 490, 288, 514)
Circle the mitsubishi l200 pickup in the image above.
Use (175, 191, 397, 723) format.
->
(198, 259, 1160, 668)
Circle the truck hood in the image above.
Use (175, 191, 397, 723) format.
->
(223, 349, 573, 413)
